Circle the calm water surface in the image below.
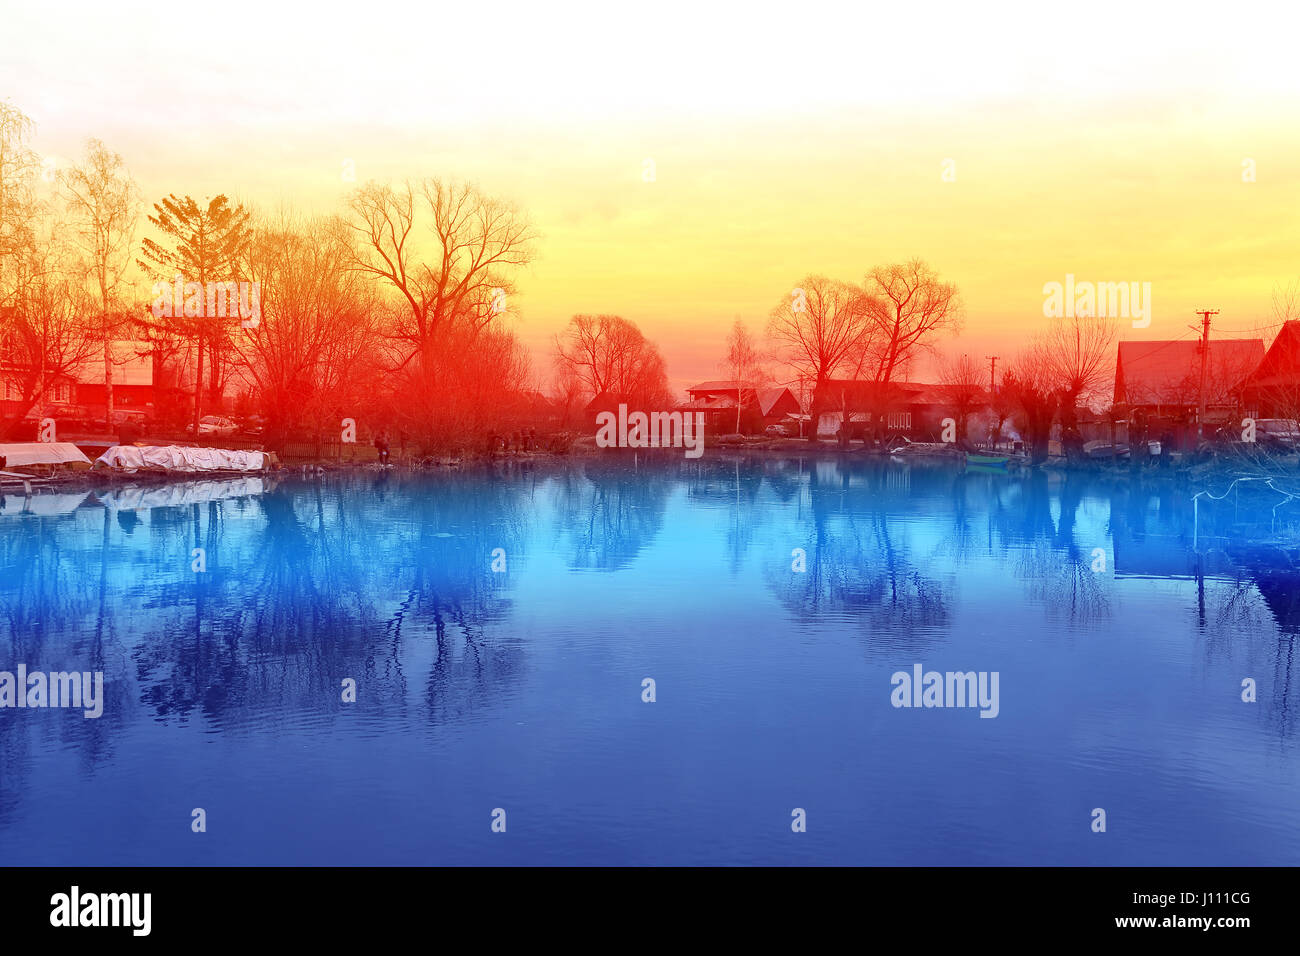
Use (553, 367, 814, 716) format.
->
(1, 457, 1297, 865)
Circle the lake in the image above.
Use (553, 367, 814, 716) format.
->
(1, 456, 1297, 865)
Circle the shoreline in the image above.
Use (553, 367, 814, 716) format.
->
(2, 438, 1294, 496)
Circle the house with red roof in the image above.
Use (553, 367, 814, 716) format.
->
(677, 381, 801, 434)
(1114, 338, 1262, 416)
(1240, 320, 1300, 419)
(1113, 337, 1263, 449)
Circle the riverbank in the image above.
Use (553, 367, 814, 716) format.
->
(4, 434, 1298, 497)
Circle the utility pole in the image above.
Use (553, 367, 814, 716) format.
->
(1194, 310, 1218, 441)
(986, 356, 999, 449)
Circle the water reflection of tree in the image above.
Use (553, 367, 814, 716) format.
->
(992, 472, 1109, 625)
(767, 459, 950, 639)
(125, 471, 530, 732)
(551, 459, 673, 571)
(680, 458, 767, 572)
(0, 510, 133, 825)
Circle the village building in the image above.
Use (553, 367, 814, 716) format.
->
(71, 342, 156, 417)
(1113, 338, 1264, 449)
(1240, 320, 1300, 420)
(676, 381, 802, 434)
(811, 379, 990, 442)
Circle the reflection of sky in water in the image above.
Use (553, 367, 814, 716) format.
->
(0, 460, 1297, 865)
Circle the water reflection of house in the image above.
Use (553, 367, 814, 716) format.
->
(1113, 338, 1263, 447)
(1112, 533, 1202, 578)
(811, 379, 990, 440)
(676, 381, 801, 434)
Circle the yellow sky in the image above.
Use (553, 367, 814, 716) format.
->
(6, 1, 1300, 392)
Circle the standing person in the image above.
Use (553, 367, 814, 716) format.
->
(374, 428, 391, 465)
(1159, 428, 1175, 470)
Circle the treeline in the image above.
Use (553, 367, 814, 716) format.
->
(760, 264, 1124, 462)
(0, 102, 538, 454)
(1, 99, 1135, 461)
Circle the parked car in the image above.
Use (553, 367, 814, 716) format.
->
(765, 423, 789, 437)
(186, 415, 239, 437)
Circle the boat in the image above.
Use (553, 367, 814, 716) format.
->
(1083, 441, 1130, 460)
(966, 451, 1011, 467)
(94, 444, 276, 475)
(0, 442, 94, 472)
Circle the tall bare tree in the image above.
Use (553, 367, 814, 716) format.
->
(554, 313, 673, 409)
(346, 179, 534, 385)
(0, 247, 99, 438)
(767, 275, 874, 422)
(1032, 312, 1116, 460)
(0, 102, 40, 312)
(723, 318, 761, 433)
(864, 259, 963, 385)
(936, 353, 985, 445)
(60, 138, 141, 421)
(239, 212, 379, 448)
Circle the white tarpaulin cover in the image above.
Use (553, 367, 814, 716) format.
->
(0, 442, 93, 467)
(99, 478, 266, 510)
(96, 445, 266, 474)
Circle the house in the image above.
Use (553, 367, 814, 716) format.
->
(811, 379, 990, 441)
(1240, 320, 1300, 419)
(72, 341, 156, 415)
(677, 381, 801, 434)
(0, 317, 78, 422)
(1114, 338, 1263, 417)
(1113, 338, 1263, 446)
(1, 373, 76, 417)
(505, 389, 563, 429)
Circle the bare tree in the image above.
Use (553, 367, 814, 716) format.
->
(239, 211, 380, 449)
(1002, 348, 1057, 465)
(550, 361, 587, 429)
(60, 138, 141, 421)
(864, 259, 963, 384)
(1038, 312, 1116, 459)
(0, 102, 41, 312)
(723, 318, 761, 433)
(767, 275, 874, 422)
(346, 179, 534, 382)
(936, 353, 985, 445)
(0, 246, 99, 438)
(1273, 278, 1300, 326)
(554, 314, 673, 409)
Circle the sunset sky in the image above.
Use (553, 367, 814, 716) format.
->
(5, 1, 1300, 393)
